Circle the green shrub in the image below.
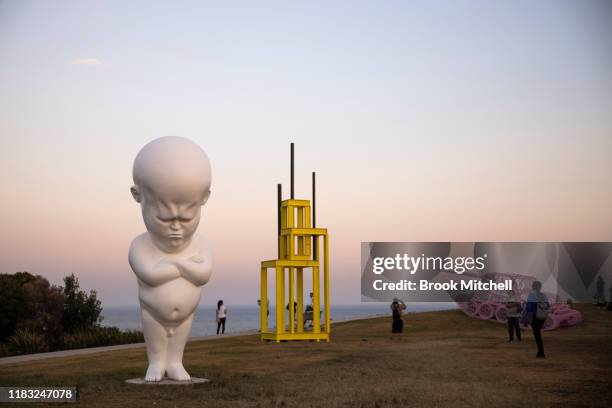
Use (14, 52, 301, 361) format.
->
(6, 329, 49, 355)
(63, 326, 144, 350)
(0, 326, 143, 355)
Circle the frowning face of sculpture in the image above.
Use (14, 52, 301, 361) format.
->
(135, 184, 208, 253)
(130, 136, 211, 253)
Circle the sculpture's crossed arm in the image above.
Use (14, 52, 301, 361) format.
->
(128, 242, 181, 287)
(128, 235, 212, 288)
(171, 254, 212, 287)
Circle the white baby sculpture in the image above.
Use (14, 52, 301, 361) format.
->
(128, 136, 212, 382)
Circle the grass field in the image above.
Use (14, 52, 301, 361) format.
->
(1, 304, 611, 407)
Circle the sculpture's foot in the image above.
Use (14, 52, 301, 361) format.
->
(145, 363, 166, 382)
(166, 363, 190, 381)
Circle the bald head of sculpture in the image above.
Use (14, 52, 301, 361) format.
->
(131, 136, 212, 253)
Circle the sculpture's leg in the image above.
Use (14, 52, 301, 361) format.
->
(165, 313, 194, 381)
(141, 307, 168, 381)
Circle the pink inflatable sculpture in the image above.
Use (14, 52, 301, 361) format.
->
(458, 274, 583, 331)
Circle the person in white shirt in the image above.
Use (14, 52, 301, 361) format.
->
(216, 300, 227, 335)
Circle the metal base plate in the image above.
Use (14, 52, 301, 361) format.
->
(125, 377, 209, 385)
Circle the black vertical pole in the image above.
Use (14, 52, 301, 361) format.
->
(312, 171, 317, 259)
(312, 172, 316, 227)
(290, 143, 294, 199)
(277, 183, 282, 258)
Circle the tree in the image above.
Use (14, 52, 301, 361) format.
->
(0, 272, 30, 341)
(0, 272, 63, 347)
(21, 276, 64, 349)
(61, 274, 102, 333)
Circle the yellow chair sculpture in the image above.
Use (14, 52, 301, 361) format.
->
(260, 144, 330, 342)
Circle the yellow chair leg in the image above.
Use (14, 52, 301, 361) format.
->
(261, 266, 267, 333)
(313, 266, 320, 334)
(324, 235, 330, 335)
(289, 267, 295, 333)
(276, 266, 285, 334)
(297, 267, 304, 333)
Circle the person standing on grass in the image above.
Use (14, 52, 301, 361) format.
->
(505, 290, 522, 342)
(257, 298, 270, 317)
(390, 298, 406, 334)
(526, 281, 549, 358)
(216, 300, 227, 335)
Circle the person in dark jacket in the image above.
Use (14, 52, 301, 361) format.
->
(526, 281, 549, 358)
(390, 298, 406, 333)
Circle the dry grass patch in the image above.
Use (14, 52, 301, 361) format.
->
(1, 305, 610, 407)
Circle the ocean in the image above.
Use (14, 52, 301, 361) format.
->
(101, 303, 457, 337)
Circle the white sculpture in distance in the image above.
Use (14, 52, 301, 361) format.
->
(128, 136, 212, 382)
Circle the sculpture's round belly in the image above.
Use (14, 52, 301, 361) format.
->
(139, 278, 202, 322)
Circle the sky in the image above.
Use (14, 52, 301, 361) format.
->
(0, 0, 611, 306)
